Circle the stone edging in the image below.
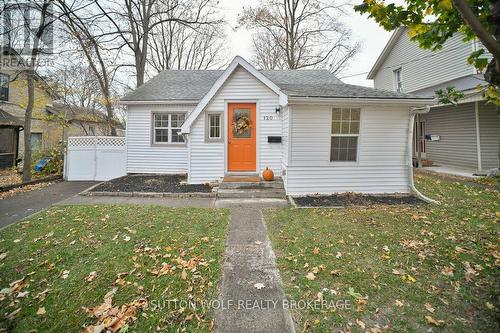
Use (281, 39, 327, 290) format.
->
(0, 174, 62, 193)
(81, 190, 216, 198)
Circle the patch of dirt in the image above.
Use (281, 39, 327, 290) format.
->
(90, 174, 212, 193)
(293, 193, 425, 207)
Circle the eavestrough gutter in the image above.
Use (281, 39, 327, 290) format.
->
(408, 106, 440, 204)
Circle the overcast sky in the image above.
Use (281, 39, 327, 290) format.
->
(218, 0, 397, 87)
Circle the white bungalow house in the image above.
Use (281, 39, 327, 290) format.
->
(121, 56, 434, 195)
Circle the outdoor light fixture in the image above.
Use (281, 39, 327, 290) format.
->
(275, 107, 281, 115)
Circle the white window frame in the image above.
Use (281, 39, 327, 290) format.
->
(151, 112, 186, 146)
(393, 68, 403, 93)
(205, 112, 224, 143)
(330, 107, 361, 163)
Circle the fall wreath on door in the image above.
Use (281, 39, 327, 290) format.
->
(232, 110, 251, 137)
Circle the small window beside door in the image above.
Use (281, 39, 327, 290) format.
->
(205, 112, 223, 142)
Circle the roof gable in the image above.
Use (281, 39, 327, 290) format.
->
(180, 56, 287, 134)
(367, 28, 405, 79)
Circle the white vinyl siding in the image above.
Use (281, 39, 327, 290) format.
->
(188, 66, 282, 184)
(126, 104, 193, 173)
(373, 30, 474, 93)
(286, 104, 410, 195)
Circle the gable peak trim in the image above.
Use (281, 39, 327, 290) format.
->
(180, 56, 287, 134)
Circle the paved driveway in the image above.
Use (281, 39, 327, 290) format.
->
(0, 181, 97, 228)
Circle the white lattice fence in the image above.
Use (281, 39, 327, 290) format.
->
(65, 136, 126, 181)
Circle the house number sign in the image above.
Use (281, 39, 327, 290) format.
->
(263, 115, 275, 121)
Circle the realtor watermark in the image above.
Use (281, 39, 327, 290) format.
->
(1, 0, 55, 69)
(151, 299, 352, 311)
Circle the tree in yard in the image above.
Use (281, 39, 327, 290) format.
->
(147, 2, 227, 72)
(239, 0, 360, 73)
(94, 0, 224, 87)
(1, 0, 56, 182)
(354, 0, 500, 105)
(56, 0, 120, 136)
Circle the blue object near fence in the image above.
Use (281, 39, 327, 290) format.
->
(34, 157, 51, 172)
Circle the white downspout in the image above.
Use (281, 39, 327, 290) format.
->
(408, 106, 440, 204)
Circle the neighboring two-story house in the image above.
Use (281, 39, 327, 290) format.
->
(0, 47, 123, 169)
(368, 27, 499, 173)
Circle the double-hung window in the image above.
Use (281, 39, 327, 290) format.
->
(331, 108, 360, 162)
(393, 68, 403, 93)
(153, 113, 185, 144)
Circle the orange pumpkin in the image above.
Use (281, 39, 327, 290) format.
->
(262, 167, 274, 181)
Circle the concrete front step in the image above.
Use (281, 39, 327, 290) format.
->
(217, 188, 286, 199)
(219, 179, 284, 190)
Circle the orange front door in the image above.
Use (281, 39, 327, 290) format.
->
(227, 103, 256, 172)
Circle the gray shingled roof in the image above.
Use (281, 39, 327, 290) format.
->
(121, 67, 428, 102)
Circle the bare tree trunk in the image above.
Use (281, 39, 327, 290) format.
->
(22, 68, 34, 181)
(22, 0, 50, 182)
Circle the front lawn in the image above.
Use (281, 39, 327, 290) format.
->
(265, 173, 499, 332)
(0, 205, 229, 332)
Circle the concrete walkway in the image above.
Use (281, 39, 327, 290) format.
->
(0, 181, 98, 228)
(214, 200, 295, 333)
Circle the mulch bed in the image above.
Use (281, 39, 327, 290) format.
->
(90, 174, 212, 193)
(293, 193, 426, 207)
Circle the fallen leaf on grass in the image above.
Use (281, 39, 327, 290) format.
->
(313, 247, 320, 254)
(441, 266, 454, 277)
(36, 307, 46, 315)
(392, 268, 405, 275)
(181, 270, 188, 280)
(395, 300, 404, 307)
(7, 308, 21, 319)
(82, 288, 147, 333)
(424, 303, 435, 313)
(61, 270, 70, 279)
(425, 315, 444, 326)
(305, 272, 316, 280)
(356, 319, 366, 329)
(347, 287, 362, 300)
(85, 271, 97, 282)
(0, 252, 7, 261)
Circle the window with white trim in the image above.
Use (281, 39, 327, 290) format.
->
(152, 113, 185, 144)
(330, 108, 360, 162)
(393, 68, 403, 93)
